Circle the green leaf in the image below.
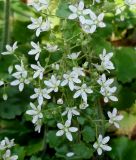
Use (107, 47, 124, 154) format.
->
(82, 126, 95, 143)
(113, 48, 136, 83)
(56, 1, 70, 18)
(47, 131, 62, 148)
(109, 137, 136, 160)
(14, 146, 26, 160)
(25, 139, 43, 156)
(73, 142, 93, 159)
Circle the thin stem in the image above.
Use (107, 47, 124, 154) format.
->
(97, 100, 105, 136)
(1, 0, 10, 52)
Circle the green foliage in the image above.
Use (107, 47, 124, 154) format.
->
(0, 0, 136, 159)
(109, 137, 136, 160)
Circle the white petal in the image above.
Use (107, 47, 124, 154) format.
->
(78, 1, 84, 10)
(101, 145, 112, 151)
(56, 130, 64, 136)
(69, 5, 77, 13)
(69, 127, 78, 132)
(66, 132, 73, 141)
(97, 148, 102, 155)
(57, 123, 64, 129)
(68, 13, 78, 20)
(102, 136, 110, 144)
(10, 80, 20, 86)
(19, 83, 24, 92)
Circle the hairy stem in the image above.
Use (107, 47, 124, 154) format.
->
(1, 0, 10, 52)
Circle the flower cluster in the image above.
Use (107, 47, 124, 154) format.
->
(0, 137, 18, 160)
(0, 0, 129, 158)
(68, 1, 106, 34)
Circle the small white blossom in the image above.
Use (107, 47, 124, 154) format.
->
(0, 80, 4, 86)
(12, 61, 27, 78)
(72, 67, 85, 77)
(1, 42, 18, 55)
(125, 0, 136, 5)
(30, 88, 51, 105)
(27, 17, 50, 37)
(81, 13, 105, 34)
(93, 0, 100, 4)
(8, 65, 13, 74)
(67, 52, 80, 60)
(10, 74, 30, 92)
(62, 107, 80, 121)
(28, 41, 41, 61)
(3, 93, 8, 101)
(61, 72, 81, 91)
(45, 44, 58, 52)
(51, 63, 60, 70)
(0, 137, 15, 150)
(93, 135, 112, 155)
(56, 120, 78, 141)
(31, 61, 45, 80)
(97, 74, 118, 103)
(28, 0, 49, 11)
(66, 152, 74, 157)
(26, 102, 43, 124)
(44, 75, 60, 92)
(57, 98, 63, 105)
(2, 149, 18, 160)
(79, 101, 89, 109)
(73, 84, 93, 102)
(68, 1, 92, 24)
(94, 49, 114, 72)
(34, 119, 42, 133)
(107, 108, 123, 128)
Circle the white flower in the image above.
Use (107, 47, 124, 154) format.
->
(30, 88, 51, 105)
(45, 44, 59, 52)
(12, 61, 27, 78)
(57, 98, 63, 105)
(27, 17, 50, 37)
(34, 119, 42, 133)
(66, 152, 74, 157)
(2, 149, 18, 160)
(79, 101, 89, 109)
(3, 93, 8, 101)
(31, 61, 45, 80)
(44, 75, 60, 92)
(81, 13, 105, 34)
(72, 67, 85, 77)
(10, 74, 30, 92)
(67, 52, 80, 60)
(73, 84, 93, 102)
(61, 72, 81, 91)
(1, 42, 18, 55)
(68, 1, 92, 24)
(97, 74, 118, 103)
(56, 120, 78, 141)
(0, 80, 4, 86)
(107, 108, 123, 128)
(93, 0, 100, 4)
(0, 137, 15, 150)
(94, 49, 114, 72)
(26, 102, 43, 124)
(28, 41, 41, 61)
(51, 63, 60, 70)
(125, 0, 136, 5)
(62, 107, 80, 121)
(93, 135, 112, 155)
(8, 65, 13, 74)
(28, 0, 49, 11)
